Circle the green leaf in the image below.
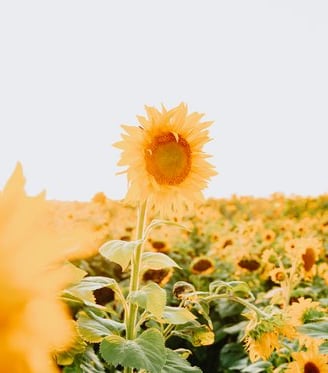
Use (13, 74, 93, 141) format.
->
(68, 276, 117, 292)
(141, 252, 181, 271)
(229, 358, 249, 371)
(61, 291, 107, 310)
(56, 326, 87, 366)
(193, 300, 213, 329)
(319, 341, 328, 354)
(161, 349, 202, 373)
(99, 239, 142, 271)
(63, 289, 95, 305)
(241, 361, 272, 372)
(219, 342, 247, 369)
(100, 328, 166, 372)
(63, 346, 106, 373)
(77, 311, 113, 343)
(163, 306, 197, 325)
(223, 320, 248, 335)
(216, 299, 243, 318)
(172, 325, 215, 346)
(65, 276, 118, 306)
(129, 282, 167, 319)
(298, 321, 328, 339)
(85, 310, 124, 334)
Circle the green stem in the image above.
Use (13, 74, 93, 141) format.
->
(126, 200, 148, 340)
(204, 294, 270, 319)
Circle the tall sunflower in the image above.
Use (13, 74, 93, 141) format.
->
(114, 103, 217, 215)
(0, 164, 86, 373)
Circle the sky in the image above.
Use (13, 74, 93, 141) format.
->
(0, 1, 327, 202)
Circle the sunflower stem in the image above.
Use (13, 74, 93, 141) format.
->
(125, 200, 148, 341)
(204, 294, 270, 319)
(124, 200, 148, 373)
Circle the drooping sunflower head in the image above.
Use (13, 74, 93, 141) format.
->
(114, 103, 217, 215)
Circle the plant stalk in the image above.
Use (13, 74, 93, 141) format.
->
(125, 200, 148, 340)
(123, 200, 148, 373)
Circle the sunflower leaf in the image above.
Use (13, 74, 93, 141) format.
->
(129, 282, 167, 319)
(63, 346, 106, 373)
(297, 321, 328, 339)
(65, 276, 118, 305)
(99, 239, 142, 271)
(172, 325, 215, 347)
(241, 361, 272, 372)
(162, 306, 197, 325)
(68, 276, 117, 292)
(77, 311, 113, 343)
(141, 252, 181, 271)
(100, 328, 166, 372)
(161, 348, 202, 373)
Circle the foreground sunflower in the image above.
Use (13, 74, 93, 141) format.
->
(114, 103, 217, 215)
(285, 342, 328, 373)
(0, 164, 87, 373)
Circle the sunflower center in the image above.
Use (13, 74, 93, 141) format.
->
(192, 258, 213, 273)
(145, 132, 191, 185)
(304, 361, 320, 373)
(302, 248, 316, 272)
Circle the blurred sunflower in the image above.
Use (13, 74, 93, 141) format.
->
(190, 256, 215, 275)
(114, 103, 217, 215)
(285, 342, 328, 373)
(287, 297, 324, 326)
(0, 164, 87, 373)
(285, 238, 322, 279)
(286, 297, 326, 348)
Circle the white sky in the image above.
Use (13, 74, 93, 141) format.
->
(0, 1, 327, 201)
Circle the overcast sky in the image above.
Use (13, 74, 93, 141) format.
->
(0, 1, 327, 201)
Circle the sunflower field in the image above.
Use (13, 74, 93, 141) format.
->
(1, 104, 328, 373)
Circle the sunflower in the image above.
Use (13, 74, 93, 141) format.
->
(114, 103, 217, 215)
(287, 297, 324, 326)
(286, 297, 326, 348)
(244, 312, 295, 362)
(142, 267, 173, 287)
(0, 164, 86, 372)
(245, 331, 280, 362)
(285, 342, 328, 373)
(284, 238, 322, 279)
(190, 256, 215, 275)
